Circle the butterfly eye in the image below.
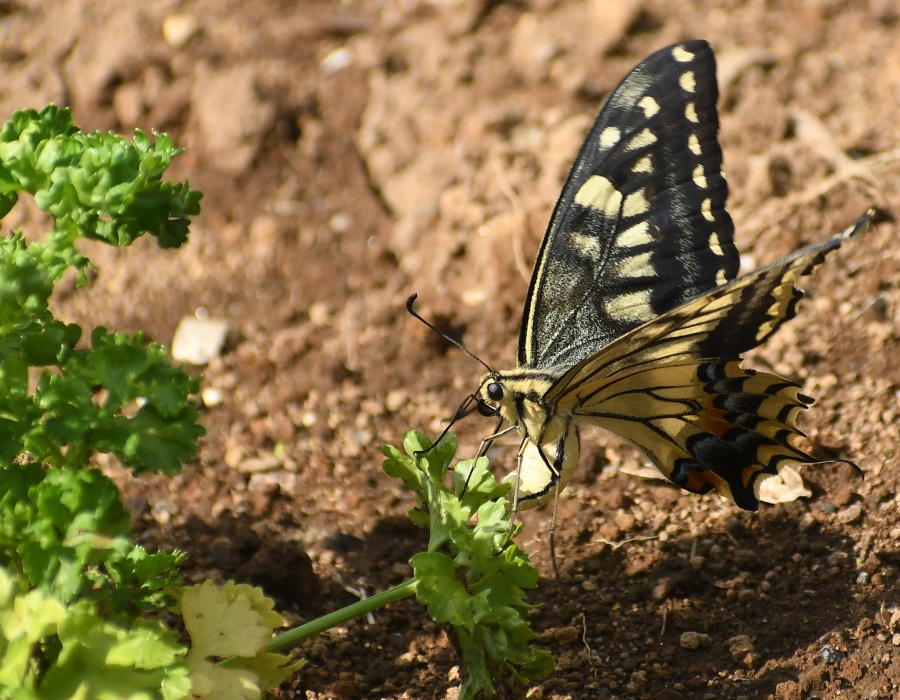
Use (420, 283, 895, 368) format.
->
(487, 382, 504, 401)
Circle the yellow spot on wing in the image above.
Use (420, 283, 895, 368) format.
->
(755, 318, 777, 341)
(599, 126, 621, 148)
(568, 230, 602, 258)
(716, 268, 728, 285)
(685, 102, 698, 123)
(693, 164, 707, 188)
(701, 198, 714, 222)
(616, 221, 654, 247)
(632, 155, 652, 173)
(622, 189, 649, 218)
(574, 175, 622, 215)
(709, 232, 724, 255)
(604, 289, 655, 322)
(627, 128, 658, 151)
(639, 95, 660, 117)
(672, 45, 695, 62)
(679, 71, 697, 93)
(615, 251, 656, 278)
(688, 134, 701, 155)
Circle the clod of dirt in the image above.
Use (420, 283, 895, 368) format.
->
(244, 540, 320, 601)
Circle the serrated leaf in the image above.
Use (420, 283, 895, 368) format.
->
(0, 104, 205, 699)
(381, 444, 423, 493)
(402, 430, 433, 457)
(228, 652, 306, 691)
(1, 105, 201, 272)
(7, 465, 130, 599)
(456, 628, 494, 700)
(119, 403, 204, 474)
(39, 608, 187, 699)
(180, 581, 282, 659)
(410, 552, 473, 628)
(454, 457, 509, 511)
(178, 582, 291, 699)
(414, 433, 456, 485)
(0, 566, 67, 690)
(188, 658, 261, 700)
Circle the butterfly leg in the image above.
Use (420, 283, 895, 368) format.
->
(508, 434, 565, 575)
(475, 419, 517, 459)
(509, 437, 532, 530)
(549, 487, 561, 579)
(531, 433, 563, 578)
(460, 419, 518, 500)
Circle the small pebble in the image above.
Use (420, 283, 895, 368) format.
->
(820, 644, 844, 664)
(680, 631, 711, 650)
(321, 47, 353, 74)
(163, 14, 200, 48)
(201, 387, 224, 407)
(828, 551, 850, 566)
(385, 389, 407, 413)
(329, 212, 351, 233)
(836, 502, 864, 524)
(727, 634, 755, 661)
(237, 454, 282, 474)
(151, 500, 171, 526)
(171, 316, 229, 365)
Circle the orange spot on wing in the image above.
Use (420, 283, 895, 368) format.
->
(693, 408, 734, 437)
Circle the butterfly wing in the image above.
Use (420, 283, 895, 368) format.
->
(520, 40, 738, 371)
(545, 213, 870, 509)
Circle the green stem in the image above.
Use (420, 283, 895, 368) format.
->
(267, 578, 418, 653)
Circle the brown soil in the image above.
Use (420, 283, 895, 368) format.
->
(2, 1, 899, 698)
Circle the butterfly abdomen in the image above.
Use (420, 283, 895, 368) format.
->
(504, 412, 580, 509)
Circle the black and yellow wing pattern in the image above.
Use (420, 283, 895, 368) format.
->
(476, 40, 869, 511)
(521, 40, 738, 370)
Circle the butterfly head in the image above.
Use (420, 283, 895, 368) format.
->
(475, 372, 505, 418)
(475, 371, 556, 432)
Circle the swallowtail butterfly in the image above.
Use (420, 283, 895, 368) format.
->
(473, 40, 869, 511)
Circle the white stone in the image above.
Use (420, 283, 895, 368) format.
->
(172, 316, 229, 365)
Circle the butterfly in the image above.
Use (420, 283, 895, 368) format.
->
(471, 40, 870, 512)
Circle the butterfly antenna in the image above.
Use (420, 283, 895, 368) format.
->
(406, 293, 493, 372)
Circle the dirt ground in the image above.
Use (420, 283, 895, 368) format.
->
(2, 0, 899, 698)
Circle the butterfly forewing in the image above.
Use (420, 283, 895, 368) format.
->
(520, 40, 738, 371)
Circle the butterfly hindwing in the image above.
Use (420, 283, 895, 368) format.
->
(543, 213, 869, 508)
(565, 359, 819, 509)
(520, 40, 739, 371)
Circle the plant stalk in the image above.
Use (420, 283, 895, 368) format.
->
(268, 578, 418, 653)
